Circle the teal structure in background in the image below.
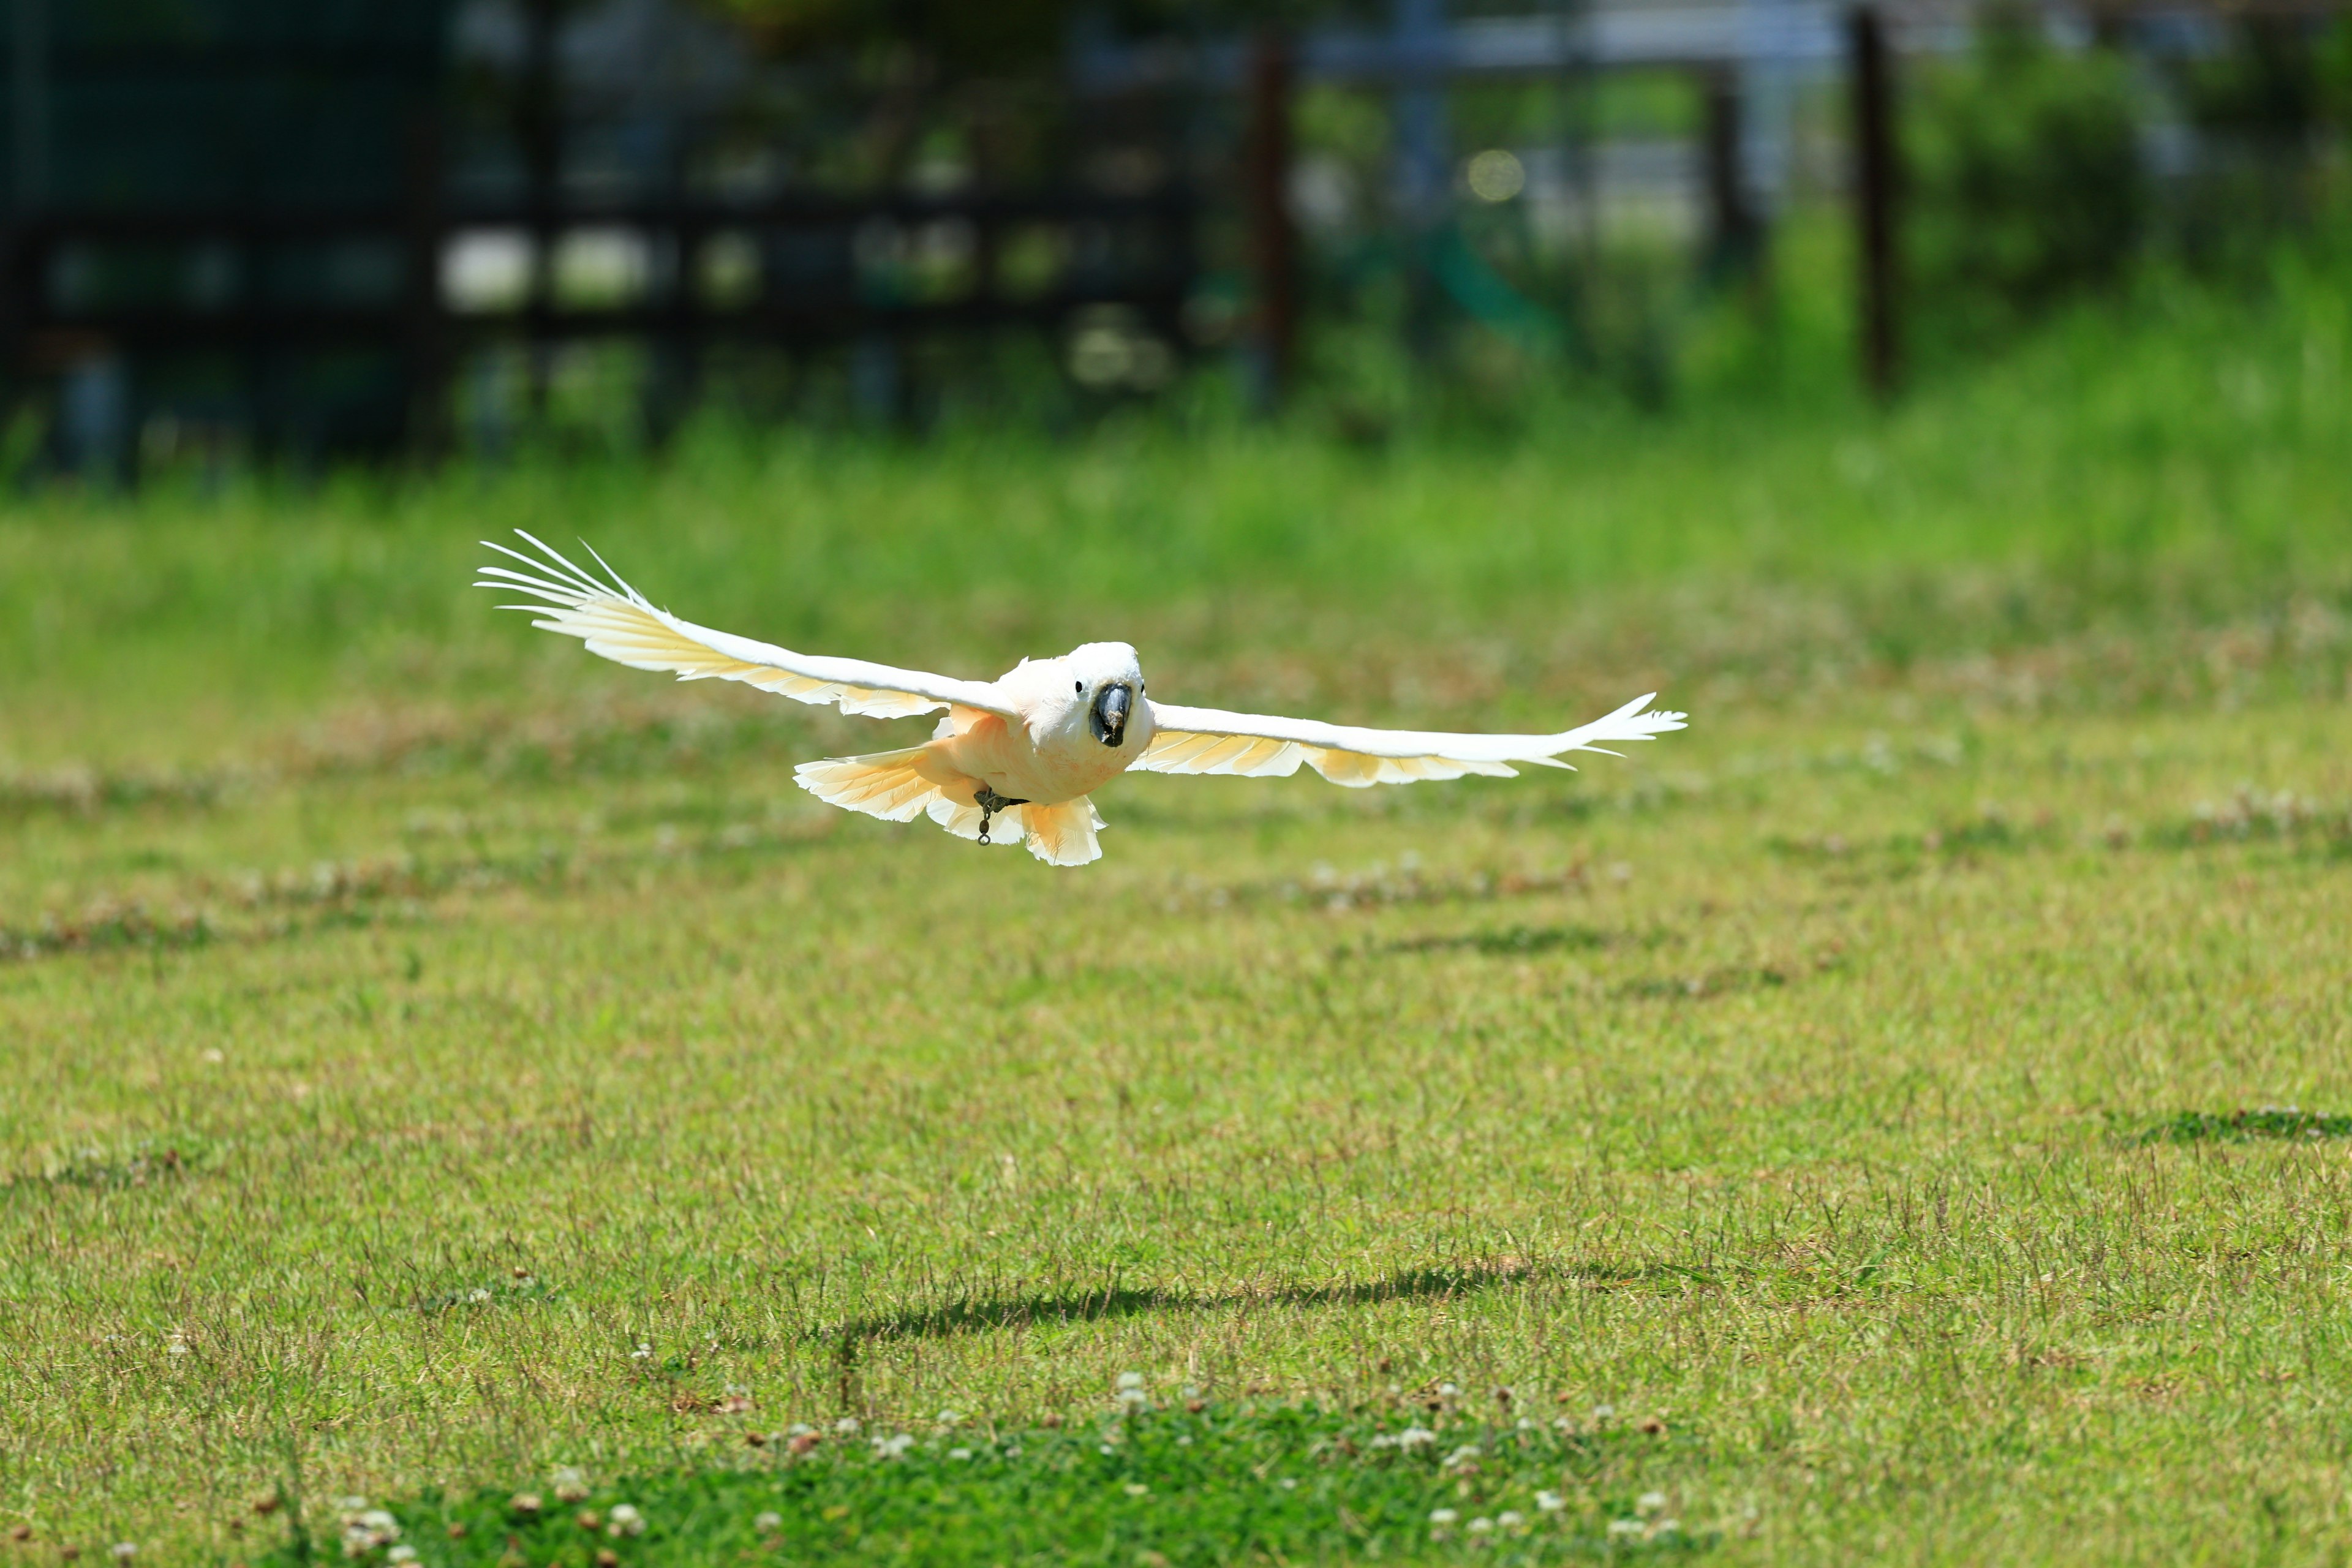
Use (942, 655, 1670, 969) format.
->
(2, 0, 454, 464)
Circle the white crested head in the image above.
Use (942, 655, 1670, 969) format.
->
(1001, 641, 1152, 756)
(1063, 641, 1145, 692)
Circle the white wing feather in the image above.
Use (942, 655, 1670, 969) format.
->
(473, 533, 1016, 721)
(1134, 692, 1687, 788)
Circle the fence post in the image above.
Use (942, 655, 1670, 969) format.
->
(404, 111, 450, 456)
(1702, 67, 1758, 280)
(1848, 3, 1899, 399)
(519, 0, 560, 418)
(1244, 28, 1298, 409)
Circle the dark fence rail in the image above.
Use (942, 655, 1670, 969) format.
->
(1, 183, 1199, 457)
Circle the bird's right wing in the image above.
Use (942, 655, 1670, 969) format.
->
(474, 532, 1017, 721)
(1134, 692, 1686, 786)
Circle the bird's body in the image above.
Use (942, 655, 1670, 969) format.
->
(943, 644, 1158, 807)
(477, 534, 1686, 866)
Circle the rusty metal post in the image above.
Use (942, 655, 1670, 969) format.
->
(1244, 28, 1298, 409)
(1849, 4, 1899, 399)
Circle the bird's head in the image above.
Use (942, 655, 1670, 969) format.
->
(1062, 642, 1149, 751)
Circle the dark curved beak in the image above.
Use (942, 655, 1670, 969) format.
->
(1090, 683, 1133, 748)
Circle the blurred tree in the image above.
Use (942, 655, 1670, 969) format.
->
(2179, 13, 2336, 148)
(1907, 11, 2145, 325)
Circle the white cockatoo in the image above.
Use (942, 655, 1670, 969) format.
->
(477, 533, 1687, 867)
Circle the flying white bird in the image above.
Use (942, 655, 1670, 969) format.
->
(476, 533, 1687, 867)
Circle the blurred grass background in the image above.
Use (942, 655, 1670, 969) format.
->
(5, 244, 2348, 772)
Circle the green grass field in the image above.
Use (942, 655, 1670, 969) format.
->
(3, 271, 2351, 1566)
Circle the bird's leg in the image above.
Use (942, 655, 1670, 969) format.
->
(972, 785, 1029, 847)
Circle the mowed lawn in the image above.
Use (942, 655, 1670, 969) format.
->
(3, 282, 2352, 1564)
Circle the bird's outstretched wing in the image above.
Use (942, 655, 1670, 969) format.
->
(474, 533, 1017, 720)
(1133, 692, 1686, 787)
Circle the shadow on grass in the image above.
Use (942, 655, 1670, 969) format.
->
(839, 1261, 1549, 1344)
(1370, 924, 1619, 958)
(0, 1140, 206, 1196)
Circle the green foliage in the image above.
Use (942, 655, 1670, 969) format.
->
(2173, 15, 2345, 145)
(1907, 18, 2147, 330)
(257, 1406, 1707, 1566)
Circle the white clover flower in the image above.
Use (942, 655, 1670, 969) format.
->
(360, 1511, 399, 1538)
(1115, 1371, 1147, 1392)
(1438, 1382, 1461, 1398)
(110, 1547, 135, 1562)
(1368, 1434, 1397, 1449)
(1397, 1427, 1437, 1450)
(165, 1335, 189, 1357)
(1591, 1404, 1616, 1423)
(1468, 1517, 1494, 1536)
(386, 1550, 417, 1565)
(630, 1343, 652, 1361)
(606, 1503, 644, 1537)
(1278, 1479, 1297, 1490)
(1498, 1511, 1525, 1530)
(1123, 1483, 1150, 1497)
(835, 1417, 861, 1435)
(1636, 1491, 1667, 1515)
(1174, 1435, 1192, 1447)
(1442, 1444, 1482, 1471)
(1608, 1518, 1646, 1539)
(1654, 1518, 1682, 1536)
(1430, 1509, 1459, 1526)
(937, 1409, 962, 1426)
(948, 1447, 972, 1461)
(1536, 1491, 1566, 1513)
(872, 1433, 915, 1458)
(753, 1511, 783, 1532)
(551, 1467, 589, 1503)
(786, 1423, 815, 1438)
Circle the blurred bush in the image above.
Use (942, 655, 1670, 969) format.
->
(1906, 15, 2147, 337)
(2160, 13, 2352, 266)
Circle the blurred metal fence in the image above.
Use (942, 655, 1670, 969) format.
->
(0, 0, 1199, 469)
(3, 0, 2344, 466)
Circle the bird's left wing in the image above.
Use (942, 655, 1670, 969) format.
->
(1133, 692, 1686, 787)
(474, 532, 1017, 720)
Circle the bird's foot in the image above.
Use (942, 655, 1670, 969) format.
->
(973, 786, 1029, 846)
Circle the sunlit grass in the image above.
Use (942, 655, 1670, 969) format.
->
(246, 1403, 1708, 1566)
(1, 276, 2350, 1564)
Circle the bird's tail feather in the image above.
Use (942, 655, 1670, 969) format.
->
(1008, 797, 1106, 867)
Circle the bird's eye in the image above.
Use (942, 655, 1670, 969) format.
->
(1074, 680, 1084, 693)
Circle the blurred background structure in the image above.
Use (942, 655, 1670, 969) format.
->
(1, 0, 2348, 473)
